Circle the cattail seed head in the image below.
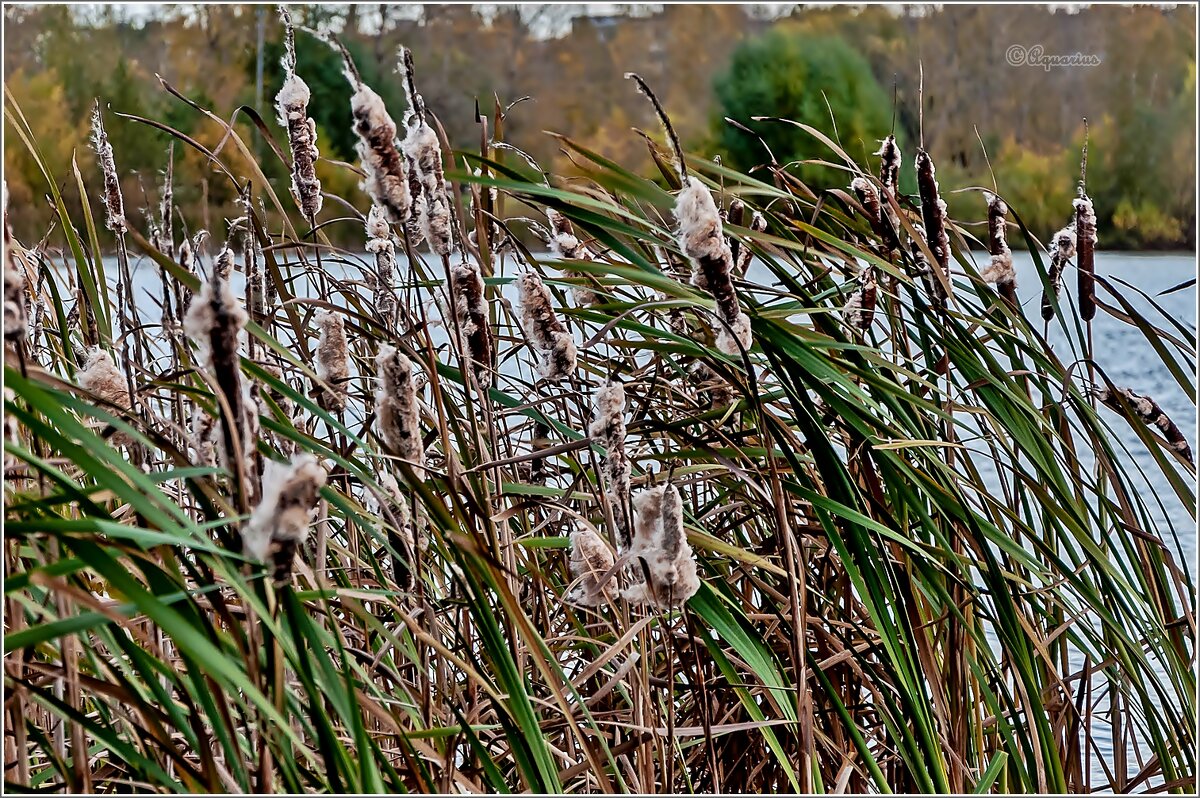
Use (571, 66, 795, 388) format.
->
(335, 43, 410, 224)
(876, 135, 902, 199)
(590, 381, 632, 551)
(399, 48, 451, 258)
(375, 344, 424, 469)
(1074, 196, 1097, 321)
(365, 205, 398, 328)
(675, 176, 751, 356)
(517, 270, 577, 381)
(184, 267, 251, 471)
(735, 211, 766, 278)
(275, 8, 322, 220)
(314, 311, 350, 413)
(566, 523, 616, 607)
(242, 453, 327, 583)
(449, 259, 492, 382)
(1042, 225, 1077, 321)
(621, 483, 700, 609)
(851, 176, 899, 251)
(981, 192, 1017, 307)
(546, 208, 598, 306)
(842, 268, 878, 335)
(1097, 386, 1192, 464)
(915, 149, 951, 305)
(3, 183, 26, 345)
(78, 348, 131, 410)
(90, 102, 126, 235)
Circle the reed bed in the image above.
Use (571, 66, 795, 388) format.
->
(1, 26, 1196, 795)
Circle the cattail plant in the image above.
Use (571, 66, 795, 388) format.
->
(910, 223, 944, 309)
(374, 344, 423, 469)
(399, 47, 451, 258)
(565, 523, 616, 607)
(77, 348, 132, 446)
(915, 149, 950, 308)
(980, 192, 1017, 308)
(842, 267, 878, 336)
(876, 135, 902, 239)
(365, 205, 398, 329)
(449, 259, 492, 382)
(329, 37, 410, 224)
(212, 244, 236, 281)
(546, 208, 598, 305)
(241, 453, 327, 583)
(314, 312, 350, 413)
(621, 483, 700, 609)
(516, 270, 577, 381)
(275, 7, 321, 221)
(90, 102, 125, 235)
(183, 264, 253, 474)
(1097, 386, 1193, 465)
(1075, 195, 1097, 322)
(590, 381, 632, 551)
(677, 178, 752, 355)
(3, 183, 26, 347)
(851, 176, 899, 252)
(1041, 225, 1077, 321)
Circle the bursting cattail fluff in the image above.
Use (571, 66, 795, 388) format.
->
(399, 47, 451, 257)
(1041, 225, 1077, 321)
(1075, 196, 1097, 321)
(374, 344, 423, 469)
(275, 8, 322, 219)
(78, 348, 130, 410)
(517, 270, 577, 381)
(3, 182, 27, 345)
(842, 267, 878, 335)
(90, 103, 126, 234)
(980, 192, 1017, 307)
(450, 258, 492, 381)
(242, 453, 327, 582)
(876, 135, 902, 239)
(676, 176, 752, 356)
(212, 244, 235, 281)
(621, 484, 700, 609)
(314, 312, 350, 413)
(365, 205, 397, 328)
(566, 523, 616, 607)
(546, 208, 598, 306)
(1097, 386, 1193, 465)
(915, 149, 950, 307)
(184, 266, 252, 470)
(333, 41, 410, 224)
(851, 176, 898, 251)
(590, 381, 632, 551)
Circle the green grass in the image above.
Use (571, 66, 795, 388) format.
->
(3, 61, 1195, 795)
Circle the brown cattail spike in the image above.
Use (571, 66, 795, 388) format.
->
(915, 149, 950, 307)
(516, 270, 577, 381)
(842, 267, 878, 336)
(981, 192, 1017, 308)
(365, 205, 398, 329)
(1097, 386, 1192, 465)
(275, 7, 322, 220)
(242, 453, 327, 583)
(1075, 196, 1097, 322)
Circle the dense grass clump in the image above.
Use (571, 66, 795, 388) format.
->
(2, 27, 1195, 795)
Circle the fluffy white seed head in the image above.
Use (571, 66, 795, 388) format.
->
(516, 271, 576, 381)
(566, 523, 616, 607)
(241, 453, 327, 576)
